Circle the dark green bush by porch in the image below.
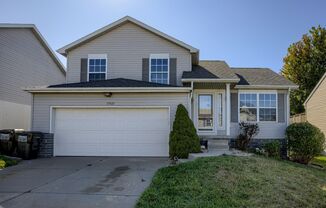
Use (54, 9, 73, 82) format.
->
(286, 122, 325, 164)
(264, 141, 281, 158)
(169, 104, 201, 159)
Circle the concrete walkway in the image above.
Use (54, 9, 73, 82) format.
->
(0, 157, 168, 208)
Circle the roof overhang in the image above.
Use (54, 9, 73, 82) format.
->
(234, 85, 299, 89)
(0, 24, 66, 75)
(57, 16, 199, 64)
(24, 87, 192, 93)
(304, 72, 326, 106)
(181, 78, 240, 83)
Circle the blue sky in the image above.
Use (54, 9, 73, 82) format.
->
(1, 0, 325, 72)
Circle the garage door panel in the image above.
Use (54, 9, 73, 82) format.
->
(54, 108, 169, 156)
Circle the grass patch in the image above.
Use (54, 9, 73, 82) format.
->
(311, 155, 326, 168)
(0, 155, 18, 168)
(137, 156, 326, 208)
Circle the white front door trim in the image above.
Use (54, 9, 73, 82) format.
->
(193, 89, 226, 136)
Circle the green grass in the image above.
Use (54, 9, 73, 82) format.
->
(137, 156, 326, 208)
(311, 155, 326, 168)
(0, 155, 18, 168)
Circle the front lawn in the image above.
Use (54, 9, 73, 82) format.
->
(137, 156, 326, 208)
(311, 155, 326, 169)
(0, 155, 18, 168)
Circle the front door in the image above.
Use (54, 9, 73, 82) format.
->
(195, 91, 225, 134)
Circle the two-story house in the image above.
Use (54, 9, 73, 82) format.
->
(0, 24, 66, 130)
(26, 16, 297, 157)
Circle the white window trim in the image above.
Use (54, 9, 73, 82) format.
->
(149, 54, 169, 85)
(238, 90, 278, 123)
(194, 89, 226, 135)
(87, 54, 108, 81)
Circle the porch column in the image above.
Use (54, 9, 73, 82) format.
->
(286, 88, 290, 126)
(226, 83, 231, 136)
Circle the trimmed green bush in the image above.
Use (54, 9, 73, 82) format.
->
(286, 122, 325, 164)
(169, 104, 201, 159)
(264, 141, 281, 158)
(236, 122, 260, 151)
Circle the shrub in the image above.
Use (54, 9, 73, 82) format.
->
(236, 122, 260, 151)
(264, 141, 281, 158)
(286, 122, 325, 164)
(169, 104, 201, 159)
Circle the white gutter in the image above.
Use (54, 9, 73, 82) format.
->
(235, 85, 299, 89)
(24, 87, 192, 93)
(181, 78, 240, 83)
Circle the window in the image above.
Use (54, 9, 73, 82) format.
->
(239, 93, 257, 122)
(198, 94, 213, 130)
(217, 93, 223, 128)
(88, 54, 107, 81)
(259, 94, 277, 121)
(150, 54, 169, 84)
(239, 92, 277, 122)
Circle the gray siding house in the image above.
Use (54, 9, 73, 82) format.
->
(0, 24, 66, 130)
(26, 16, 297, 157)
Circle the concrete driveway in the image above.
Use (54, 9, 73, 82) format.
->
(0, 157, 168, 208)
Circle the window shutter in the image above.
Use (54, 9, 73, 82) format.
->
(278, 93, 285, 123)
(142, 58, 149, 82)
(169, 58, 177, 85)
(231, 93, 238, 122)
(80, 58, 88, 82)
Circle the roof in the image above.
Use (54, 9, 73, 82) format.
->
(304, 72, 326, 105)
(182, 61, 240, 82)
(0, 24, 66, 75)
(231, 68, 298, 88)
(57, 16, 199, 61)
(48, 78, 179, 88)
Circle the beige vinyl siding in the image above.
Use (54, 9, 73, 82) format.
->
(306, 77, 326, 136)
(32, 92, 189, 133)
(0, 28, 66, 106)
(66, 22, 191, 85)
(0, 100, 31, 130)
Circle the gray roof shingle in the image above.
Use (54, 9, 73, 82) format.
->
(183, 61, 239, 80)
(48, 78, 179, 88)
(231, 68, 296, 86)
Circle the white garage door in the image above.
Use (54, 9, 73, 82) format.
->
(53, 107, 170, 156)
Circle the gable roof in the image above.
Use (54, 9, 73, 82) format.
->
(304, 72, 326, 105)
(231, 68, 298, 89)
(0, 24, 66, 75)
(182, 61, 240, 82)
(48, 78, 179, 88)
(57, 16, 199, 61)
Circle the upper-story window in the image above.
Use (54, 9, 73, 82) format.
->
(88, 54, 107, 81)
(239, 92, 277, 122)
(150, 54, 169, 84)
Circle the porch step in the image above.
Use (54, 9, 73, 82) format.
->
(208, 139, 229, 151)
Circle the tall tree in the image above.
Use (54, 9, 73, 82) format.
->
(282, 26, 326, 114)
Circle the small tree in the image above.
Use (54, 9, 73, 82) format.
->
(169, 104, 201, 159)
(236, 122, 260, 151)
(281, 26, 326, 114)
(286, 122, 325, 164)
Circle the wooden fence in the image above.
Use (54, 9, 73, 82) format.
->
(290, 113, 306, 123)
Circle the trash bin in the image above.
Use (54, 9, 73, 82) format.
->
(16, 131, 43, 159)
(0, 129, 16, 155)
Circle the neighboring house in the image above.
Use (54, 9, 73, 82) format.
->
(0, 24, 66, 130)
(304, 72, 326, 136)
(26, 16, 297, 157)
